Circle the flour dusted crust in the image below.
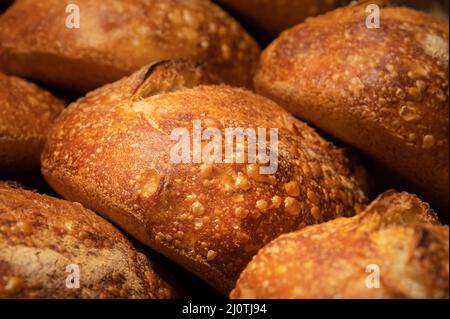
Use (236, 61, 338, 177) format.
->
(255, 0, 449, 213)
(231, 191, 449, 299)
(41, 60, 367, 294)
(0, 0, 260, 92)
(0, 72, 64, 173)
(0, 182, 177, 298)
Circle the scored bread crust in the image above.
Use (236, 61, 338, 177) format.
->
(215, 0, 347, 39)
(231, 191, 449, 299)
(255, 0, 449, 213)
(0, 0, 260, 92)
(0, 182, 177, 299)
(41, 60, 367, 294)
(0, 72, 64, 173)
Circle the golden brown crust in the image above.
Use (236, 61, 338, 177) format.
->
(216, 0, 347, 39)
(0, 0, 260, 92)
(0, 72, 64, 174)
(0, 182, 177, 299)
(231, 191, 449, 299)
(41, 60, 367, 294)
(255, 1, 449, 213)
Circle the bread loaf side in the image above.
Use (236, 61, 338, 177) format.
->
(0, 182, 177, 298)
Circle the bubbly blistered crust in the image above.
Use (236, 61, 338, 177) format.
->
(0, 0, 260, 92)
(0, 72, 64, 173)
(216, 0, 346, 38)
(0, 182, 176, 299)
(41, 60, 367, 293)
(255, 0, 449, 213)
(231, 191, 449, 299)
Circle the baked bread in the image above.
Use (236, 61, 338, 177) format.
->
(405, 0, 449, 20)
(215, 0, 348, 40)
(255, 0, 449, 213)
(0, 182, 177, 298)
(0, 0, 260, 92)
(41, 59, 367, 294)
(0, 72, 64, 174)
(231, 191, 449, 299)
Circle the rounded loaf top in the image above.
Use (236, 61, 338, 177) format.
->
(255, 0, 449, 213)
(0, 0, 260, 92)
(41, 59, 367, 293)
(231, 191, 449, 299)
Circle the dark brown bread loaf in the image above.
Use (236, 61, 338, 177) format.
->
(405, 0, 449, 20)
(216, 0, 348, 39)
(231, 191, 449, 299)
(0, 182, 177, 298)
(0, 72, 64, 174)
(0, 0, 260, 92)
(41, 60, 367, 294)
(255, 0, 449, 213)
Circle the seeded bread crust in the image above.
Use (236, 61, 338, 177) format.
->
(0, 0, 260, 92)
(0, 182, 177, 299)
(231, 191, 449, 299)
(0, 72, 64, 174)
(41, 59, 367, 294)
(254, 0, 449, 213)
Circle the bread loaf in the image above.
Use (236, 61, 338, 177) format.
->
(0, 182, 177, 298)
(215, 0, 347, 39)
(0, 0, 260, 92)
(405, 0, 449, 20)
(255, 0, 449, 213)
(231, 191, 449, 299)
(0, 72, 64, 174)
(41, 59, 367, 293)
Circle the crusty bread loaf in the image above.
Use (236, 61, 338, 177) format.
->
(0, 0, 260, 92)
(215, 0, 348, 39)
(0, 72, 64, 174)
(0, 182, 177, 298)
(41, 59, 367, 294)
(255, 0, 449, 214)
(231, 191, 449, 299)
(405, 0, 449, 20)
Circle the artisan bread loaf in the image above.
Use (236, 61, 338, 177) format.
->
(231, 191, 449, 299)
(255, 0, 449, 213)
(216, 0, 347, 39)
(407, 0, 449, 20)
(0, 0, 260, 92)
(41, 60, 367, 294)
(0, 182, 177, 298)
(0, 72, 64, 174)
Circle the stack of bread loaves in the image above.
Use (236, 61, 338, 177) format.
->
(0, 0, 448, 299)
